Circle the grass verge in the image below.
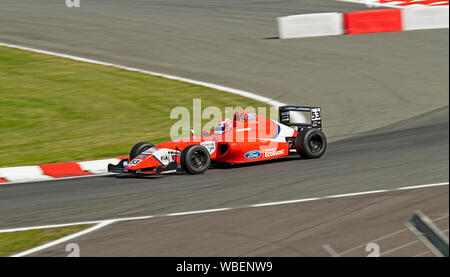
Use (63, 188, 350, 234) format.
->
(0, 224, 92, 257)
(0, 46, 270, 167)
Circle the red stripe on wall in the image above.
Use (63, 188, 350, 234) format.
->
(40, 163, 93, 178)
(0, 178, 9, 183)
(344, 9, 403, 34)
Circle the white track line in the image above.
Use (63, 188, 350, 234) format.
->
(251, 197, 320, 207)
(10, 220, 115, 257)
(380, 240, 419, 256)
(338, 228, 408, 255)
(322, 244, 341, 257)
(0, 42, 285, 107)
(0, 221, 104, 234)
(397, 182, 449, 190)
(323, 189, 388, 199)
(337, 214, 449, 255)
(2, 181, 448, 256)
(166, 208, 231, 217)
(413, 250, 431, 257)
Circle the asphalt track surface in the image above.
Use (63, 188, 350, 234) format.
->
(0, 0, 448, 256)
(31, 185, 449, 256)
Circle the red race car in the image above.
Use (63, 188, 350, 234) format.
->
(108, 106, 327, 175)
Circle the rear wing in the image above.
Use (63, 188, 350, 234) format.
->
(279, 106, 322, 130)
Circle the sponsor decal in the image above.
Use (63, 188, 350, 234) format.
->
(152, 151, 170, 165)
(123, 161, 128, 167)
(159, 154, 170, 163)
(246, 113, 257, 119)
(244, 150, 261, 159)
(264, 149, 285, 158)
(135, 155, 147, 159)
(200, 141, 216, 154)
(129, 159, 141, 166)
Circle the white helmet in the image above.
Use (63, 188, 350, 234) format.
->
(214, 118, 233, 134)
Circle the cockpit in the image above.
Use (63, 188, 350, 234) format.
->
(213, 111, 257, 135)
(214, 118, 233, 135)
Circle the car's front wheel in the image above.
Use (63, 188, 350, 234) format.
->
(295, 128, 327, 159)
(180, 145, 211, 174)
(129, 142, 155, 160)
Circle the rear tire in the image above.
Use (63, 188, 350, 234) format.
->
(130, 142, 155, 160)
(295, 128, 327, 159)
(181, 145, 211, 174)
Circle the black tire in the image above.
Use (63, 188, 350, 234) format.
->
(180, 145, 211, 174)
(129, 142, 155, 160)
(295, 128, 327, 159)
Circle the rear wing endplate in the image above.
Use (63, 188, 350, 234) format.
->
(279, 106, 322, 129)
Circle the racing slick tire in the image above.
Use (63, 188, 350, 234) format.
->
(129, 142, 155, 160)
(295, 128, 327, 159)
(180, 145, 211, 174)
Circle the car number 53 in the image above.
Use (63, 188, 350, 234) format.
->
(311, 108, 321, 121)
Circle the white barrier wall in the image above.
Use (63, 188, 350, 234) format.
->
(79, 158, 121, 174)
(402, 6, 449, 31)
(0, 166, 53, 182)
(277, 13, 344, 39)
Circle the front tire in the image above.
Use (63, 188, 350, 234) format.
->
(295, 128, 327, 159)
(180, 145, 211, 174)
(129, 142, 155, 160)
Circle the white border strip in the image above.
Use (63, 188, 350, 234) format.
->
(2, 181, 448, 256)
(0, 42, 286, 107)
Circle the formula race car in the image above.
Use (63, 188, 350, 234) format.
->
(108, 106, 327, 175)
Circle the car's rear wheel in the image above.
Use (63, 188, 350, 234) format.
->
(180, 145, 211, 174)
(129, 142, 155, 160)
(295, 128, 327, 159)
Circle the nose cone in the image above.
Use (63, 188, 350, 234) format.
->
(125, 154, 163, 170)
